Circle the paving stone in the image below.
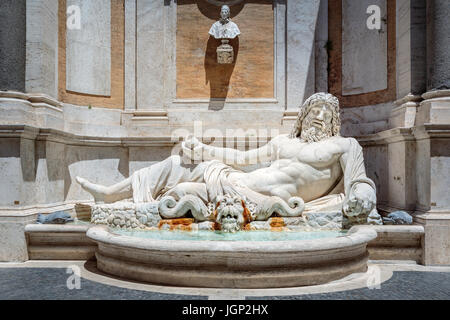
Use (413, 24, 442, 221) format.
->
(0, 268, 206, 300)
(248, 272, 450, 300)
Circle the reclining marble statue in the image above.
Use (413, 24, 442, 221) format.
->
(76, 93, 382, 231)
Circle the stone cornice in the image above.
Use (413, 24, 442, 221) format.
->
(394, 94, 423, 107)
(0, 125, 177, 147)
(4, 124, 448, 148)
(0, 91, 63, 110)
(412, 124, 450, 140)
(422, 89, 450, 100)
(356, 127, 415, 146)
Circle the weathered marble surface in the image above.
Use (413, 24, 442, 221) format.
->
(26, 0, 59, 98)
(0, 0, 26, 92)
(66, 0, 111, 96)
(91, 202, 160, 229)
(286, 0, 320, 110)
(342, 0, 387, 95)
(87, 225, 377, 288)
(76, 93, 382, 231)
(136, 0, 165, 109)
(208, 5, 240, 39)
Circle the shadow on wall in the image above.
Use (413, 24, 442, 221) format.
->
(204, 36, 239, 110)
(195, 0, 245, 19)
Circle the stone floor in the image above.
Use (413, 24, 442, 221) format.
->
(0, 261, 449, 300)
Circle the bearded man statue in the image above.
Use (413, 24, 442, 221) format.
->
(76, 93, 382, 227)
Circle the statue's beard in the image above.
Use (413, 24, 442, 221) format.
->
(300, 119, 333, 143)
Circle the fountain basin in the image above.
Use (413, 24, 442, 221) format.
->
(86, 225, 377, 288)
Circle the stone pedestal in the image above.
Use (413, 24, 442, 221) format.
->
(217, 40, 234, 64)
(389, 94, 422, 128)
(413, 121, 450, 265)
(0, 213, 36, 262)
(416, 90, 450, 125)
(415, 214, 450, 265)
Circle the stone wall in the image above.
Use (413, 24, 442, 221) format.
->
(0, 0, 26, 92)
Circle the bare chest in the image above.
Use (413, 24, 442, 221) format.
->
(274, 138, 343, 168)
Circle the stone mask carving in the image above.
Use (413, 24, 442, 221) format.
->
(215, 194, 245, 233)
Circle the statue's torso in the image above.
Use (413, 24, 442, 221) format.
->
(209, 20, 240, 39)
(231, 135, 348, 202)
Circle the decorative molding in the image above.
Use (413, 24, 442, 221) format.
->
(0, 91, 63, 111)
(422, 89, 450, 100)
(394, 94, 423, 107)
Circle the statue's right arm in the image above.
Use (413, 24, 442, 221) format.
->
(182, 136, 276, 167)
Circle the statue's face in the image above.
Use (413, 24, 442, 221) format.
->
(221, 7, 230, 20)
(215, 195, 245, 233)
(305, 103, 333, 131)
(300, 102, 334, 142)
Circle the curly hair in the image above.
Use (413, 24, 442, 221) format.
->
(289, 93, 341, 139)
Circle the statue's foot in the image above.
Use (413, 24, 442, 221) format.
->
(75, 176, 106, 204)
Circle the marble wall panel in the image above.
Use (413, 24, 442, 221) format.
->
(66, 0, 111, 96)
(136, 0, 165, 109)
(26, 0, 59, 97)
(342, 0, 387, 95)
(286, 0, 320, 109)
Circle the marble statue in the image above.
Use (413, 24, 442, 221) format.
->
(208, 5, 240, 65)
(76, 93, 382, 231)
(208, 5, 241, 40)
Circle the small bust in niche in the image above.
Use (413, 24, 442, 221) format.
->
(209, 5, 240, 64)
(208, 5, 241, 40)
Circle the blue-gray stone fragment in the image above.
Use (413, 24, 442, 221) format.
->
(37, 211, 74, 224)
(382, 211, 413, 225)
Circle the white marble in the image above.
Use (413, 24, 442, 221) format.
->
(286, 0, 320, 109)
(87, 224, 377, 288)
(342, 0, 387, 95)
(125, 0, 136, 110)
(208, 5, 240, 39)
(26, 0, 59, 98)
(315, 0, 328, 93)
(136, 0, 165, 109)
(76, 93, 382, 230)
(66, 0, 111, 96)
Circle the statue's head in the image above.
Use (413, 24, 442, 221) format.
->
(220, 5, 231, 21)
(290, 93, 341, 142)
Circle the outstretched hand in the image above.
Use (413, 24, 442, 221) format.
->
(182, 136, 204, 161)
(343, 183, 376, 217)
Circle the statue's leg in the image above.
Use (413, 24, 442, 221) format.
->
(131, 155, 195, 202)
(76, 155, 210, 204)
(163, 182, 208, 203)
(75, 176, 132, 204)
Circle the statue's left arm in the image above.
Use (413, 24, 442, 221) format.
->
(339, 138, 377, 218)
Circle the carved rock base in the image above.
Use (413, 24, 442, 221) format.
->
(91, 201, 160, 229)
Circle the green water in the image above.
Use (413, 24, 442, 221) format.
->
(114, 229, 347, 241)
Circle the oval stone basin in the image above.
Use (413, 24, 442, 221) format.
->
(87, 225, 377, 288)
